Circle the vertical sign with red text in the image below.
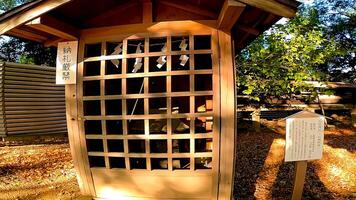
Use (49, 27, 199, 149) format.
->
(56, 41, 78, 84)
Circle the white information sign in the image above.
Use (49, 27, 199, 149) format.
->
(56, 41, 78, 84)
(285, 111, 324, 162)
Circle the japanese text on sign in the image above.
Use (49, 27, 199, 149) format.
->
(285, 113, 324, 162)
(56, 41, 78, 84)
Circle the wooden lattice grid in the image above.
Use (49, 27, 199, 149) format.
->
(81, 34, 216, 172)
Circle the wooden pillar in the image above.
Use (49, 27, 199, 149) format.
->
(352, 105, 356, 128)
(65, 40, 96, 196)
(292, 161, 307, 200)
(217, 30, 237, 200)
(251, 110, 261, 132)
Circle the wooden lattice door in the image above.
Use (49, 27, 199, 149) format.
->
(78, 32, 220, 199)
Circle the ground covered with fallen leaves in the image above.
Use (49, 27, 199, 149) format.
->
(0, 117, 354, 200)
(0, 137, 81, 200)
(234, 116, 356, 200)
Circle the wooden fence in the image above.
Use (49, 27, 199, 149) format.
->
(0, 62, 67, 137)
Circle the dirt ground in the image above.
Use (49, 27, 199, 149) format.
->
(0, 117, 355, 200)
(0, 137, 82, 200)
(234, 116, 356, 200)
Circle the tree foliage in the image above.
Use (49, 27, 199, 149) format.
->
(0, 0, 56, 66)
(0, 0, 29, 14)
(236, 0, 355, 103)
(313, 0, 356, 83)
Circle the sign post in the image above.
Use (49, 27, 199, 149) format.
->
(284, 110, 325, 200)
(56, 41, 78, 85)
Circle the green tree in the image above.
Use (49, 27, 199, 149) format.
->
(0, 0, 56, 66)
(312, 0, 356, 83)
(237, 8, 336, 103)
(0, 0, 29, 14)
(236, 0, 355, 103)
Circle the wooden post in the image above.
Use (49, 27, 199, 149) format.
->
(352, 105, 356, 128)
(251, 109, 261, 132)
(292, 161, 307, 200)
(217, 30, 237, 200)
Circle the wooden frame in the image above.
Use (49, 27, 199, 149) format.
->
(26, 14, 79, 40)
(217, 0, 245, 32)
(65, 21, 237, 199)
(236, 0, 296, 18)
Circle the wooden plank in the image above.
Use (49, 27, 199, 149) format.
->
(0, 0, 71, 35)
(26, 14, 79, 40)
(160, 0, 217, 19)
(5, 101, 64, 106)
(189, 34, 195, 172)
(5, 71, 56, 78)
(5, 103, 64, 111)
(3, 62, 55, 71)
(4, 89, 64, 94)
(7, 123, 66, 132)
(6, 109, 66, 115)
(71, 39, 96, 195)
(236, 0, 296, 18)
(81, 20, 216, 41)
(6, 120, 67, 128)
(166, 36, 173, 171)
(0, 65, 6, 137)
(83, 1, 139, 27)
(44, 37, 63, 47)
(142, 0, 153, 23)
(86, 133, 214, 140)
(4, 75, 55, 83)
(217, 30, 236, 199)
(211, 30, 221, 200)
(4, 97, 65, 102)
(5, 93, 64, 98)
(7, 131, 68, 136)
(91, 169, 212, 199)
(7, 127, 67, 135)
(83, 49, 212, 61)
(292, 161, 308, 200)
(82, 91, 213, 100)
(6, 116, 65, 123)
(5, 85, 64, 91)
(4, 80, 59, 88)
(5, 66, 56, 75)
(217, 0, 245, 32)
(352, 105, 356, 128)
(237, 25, 260, 36)
(82, 69, 213, 81)
(5, 113, 65, 119)
(7, 27, 47, 42)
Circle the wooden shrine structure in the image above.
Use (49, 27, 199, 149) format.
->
(0, 0, 299, 199)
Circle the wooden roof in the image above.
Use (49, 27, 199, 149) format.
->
(0, 0, 300, 50)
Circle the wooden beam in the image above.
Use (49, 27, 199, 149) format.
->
(83, 1, 139, 27)
(44, 37, 64, 47)
(236, 0, 296, 18)
(238, 25, 259, 36)
(235, 13, 268, 49)
(142, 0, 153, 23)
(80, 20, 217, 41)
(26, 14, 79, 40)
(160, 0, 217, 19)
(0, 0, 71, 35)
(217, 0, 245, 32)
(7, 27, 48, 42)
